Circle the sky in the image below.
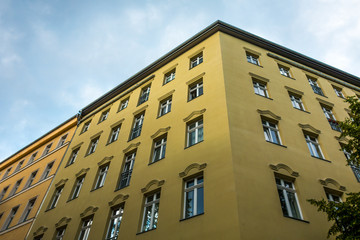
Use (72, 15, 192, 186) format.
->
(1, 0, 360, 161)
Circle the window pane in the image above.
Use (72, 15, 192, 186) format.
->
(198, 127, 204, 142)
(287, 191, 301, 219)
(185, 190, 194, 218)
(277, 189, 289, 217)
(197, 186, 204, 214)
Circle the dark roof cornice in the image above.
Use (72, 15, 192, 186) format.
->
(80, 20, 360, 118)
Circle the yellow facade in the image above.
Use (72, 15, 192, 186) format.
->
(0, 117, 77, 240)
(28, 21, 360, 240)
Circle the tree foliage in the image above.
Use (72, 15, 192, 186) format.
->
(308, 96, 360, 240)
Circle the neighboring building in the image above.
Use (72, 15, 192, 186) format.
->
(0, 117, 77, 240)
(27, 21, 360, 240)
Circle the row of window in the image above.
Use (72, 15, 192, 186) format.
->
(0, 162, 54, 202)
(0, 134, 68, 182)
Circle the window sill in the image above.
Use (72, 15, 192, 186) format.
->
(106, 140, 118, 146)
(266, 141, 287, 148)
(284, 215, 310, 223)
(255, 93, 273, 100)
(148, 158, 165, 166)
(187, 94, 203, 103)
(114, 185, 129, 192)
(248, 62, 263, 68)
(157, 112, 171, 119)
(66, 197, 78, 203)
(314, 92, 328, 98)
(180, 212, 204, 222)
(136, 228, 156, 235)
(281, 75, 296, 80)
(185, 140, 204, 150)
(311, 156, 331, 163)
(293, 108, 311, 114)
(128, 136, 140, 142)
(90, 186, 103, 192)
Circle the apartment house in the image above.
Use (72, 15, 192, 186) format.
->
(28, 21, 360, 240)
(0, 117, 77, 240)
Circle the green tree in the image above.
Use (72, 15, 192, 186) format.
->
(308, 96, 360, 240)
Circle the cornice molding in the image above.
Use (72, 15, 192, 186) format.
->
(179, 163, 207, 177)
(269, 163, 299, 177)
(97, 156, 114, 166)
(257, 109, 281, 121)
(298, 124, 321, 135)
(55, 217, 72, 228)
(183, 109, 206, 122)
(80, 206, 99, 218)
(33, 226, 48, 236)
(75, 168, 90, 178)
(123, 142, 141, 153)
(55, 178, 68, 188)
(151, 127, 171, 139)
(141, 179, 165, 193)
(108, 194, 129, 207)
(319, 178, 346, 191)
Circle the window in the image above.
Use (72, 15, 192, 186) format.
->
(71, 176, 85, 200)
(130, 113, 144, 140)
(19, 197, 36, 222)
(119, 98, 129, 111)
(9, 179, 22, 196)
(308, 76, 324, 96)
(187, 118, 203, 147)
(48, 186, 63, 209)
(253, 80, 268, 98)
(57, 134, 68, 147)
(188, 80, 203, 101)
(24, 170, 38, 189)
(341, 145, 360, 182)
(141, 191, 160, 232)
(78, 217, 93, 240)
(34, 235, 43, 240)
(67, 148, 80, 166)
(1, 206, 19, 230)
(275, 177, 302, 219)
(164, 68, 176, 84)
(82, 121, 91, 133)
(105, 205, 124, 240)
(28, 152, 37, 165)
(278, 65, 291, 78)
(94, 165, 109, 189)
(326, 192, 342, 203)
(159, 97, 172, 117)
(184, 175, 204, 218)
(118, 152, 136, 189)
(304, 134, 324, 159)
(55, 226, 66, 240)
(152, 136, 167, 163)
(40, 161, 54, 180)
(14, 160, 24, 172)
(333, 86, 345, 98)
(108, 125, 121, 144)
(1, 167, 12, 180)
(87, 137, 99, 155)
(262, 120, 281, 145)
(138, 85, 151, 105)
(322, 105, 341, 131)
(289, 94, 305, 111)
(246, 52, 260, 66)
(0, 186, 9, 201)
(42, 143, 52, 157)
(99, 109, 110, 123)
(190, 52, 203, 68)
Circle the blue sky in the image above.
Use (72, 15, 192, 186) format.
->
(1, 0, 360, 160)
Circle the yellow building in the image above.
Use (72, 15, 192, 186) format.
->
(0, 117, 77, 240)
(28, 21, 360, 240)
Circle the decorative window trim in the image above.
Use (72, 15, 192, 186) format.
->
(123, 142, 141, 153)
(79, 206, 98, 218)
(298, 124, 321, 135)
(132, 105, 148, 116)
(319, 178, 346, 191)
(243, 47, 261, 56)
(335, 136, 349, 145)
(70, 142, 84, 151)
(186, 72, 206, 86)
(89, 131, 103, 140)
(110, 119, 125, 129)
(158, 90, 175, 101)
(179, 163, 207, 177)
(249, 72, 269, 83)
(330, 81, 344, 90)
(75, 168, 90, 178)
(97, 156, 114, 166)
(55, 179, 68, 188)
(187, 47, 205, 59)
(151, 127, 171, 139)
(141, 180, 165, 193)
(284, 86, 304, 96)
(162, 63, 178, 74)
(98, 108, 111, 123)
(316, 98, 334, 108)
(269, 163, 299, 177)
(108, 194, 129, 207)
(183, 109, 206, 122)
(55, 217, 72, 228)
(33, 226, 48, 237)
(256, 109, 281, 121)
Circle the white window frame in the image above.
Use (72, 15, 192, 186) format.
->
(326, 192, 342, 203)
(246, 52, 260, 65)
(118, 152, 136, 189)
(322, 106, 336, 121)
(253, 81, 268, 97)
(279, 65, 291, 77)
(94, 165, 109, 189)
(82, 121, 91, 133)
(1, 167, 12, 180)
(19, 197, 37, 222)
(275, 177, 303, 219)
(40, 161, 54, 180)
(78, 217, 93, 240)
(189, 80, 203, 101)
(105, 205, 124, 240)
(14, 160, 24, 172)
(119, 98, 129, 111)
(289, 94, 305, 111)
(305, 134, 324, 159)
(55, 226, 66, 240)
(183, 176, 204, 218)
(141, 191, 160, 232)
(27, 152, 37, 165)
(71, 176, 85, 199)
(24, 170, 38, 189)
(67, 148, 80, 166)
(99, 110, 110, 123)
(130, 113, 144, 140)
(42, 143, 52, 157)
(49, 186, 63, 209)
(262, 120, 282, 145)
(9, 179, 22, 196)
(109, 125, 121, 144)
(57, 134, 68, 148)
(190, 53, 203, 68)
(152, 136, 167, 163)
(88, 138, 99, 155)
(1, 206, 19, 230)
(333, 87, 345, 98)
(0, 186, 9, 201)
(187, 118, 204, 147)
(164, 69, 176, 84)
(159, 97, 172, 117)
(138, 86, 151, 105)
